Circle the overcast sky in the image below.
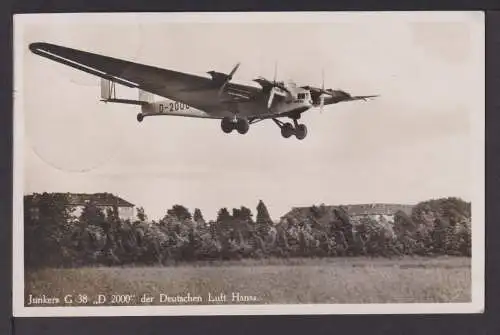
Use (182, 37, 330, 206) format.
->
(16, 12, 484, 221)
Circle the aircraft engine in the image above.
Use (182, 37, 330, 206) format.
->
(207, 63, 242, 98)
(309, 91, 322, 105)
(207, 71, 230, 85)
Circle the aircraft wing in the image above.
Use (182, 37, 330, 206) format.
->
(324, 95, 378, 105)
(29, 42, 262, 112)
(323, 92, 379, 105)
(304, 85, 378, 107)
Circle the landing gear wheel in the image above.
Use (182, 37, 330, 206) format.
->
(236, 118, 249, 134)
(137, 113, 144, 122)
(281, 123, 294, 138)
(221, 117, 234, 134)
(295, 124, 308, 140)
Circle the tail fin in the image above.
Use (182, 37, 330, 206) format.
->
(100, 78, 154, 110)
(139, 89, 154, 103)
(139, 89, 154, 113)
(100, 78, 114, 100)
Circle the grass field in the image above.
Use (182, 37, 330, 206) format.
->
(24, 257, 471, 306)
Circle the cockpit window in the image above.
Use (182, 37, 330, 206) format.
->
(297, 93, 305, 99)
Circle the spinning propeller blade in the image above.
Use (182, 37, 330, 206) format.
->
(218, 62, 241, 97)
(267, 88, 276, 109)
(268, 61, 278, 108)
(273, 61, 278, 82)
(320, 69, 325, 113)
(302, 69, 379, 110)
(263, 61, 289, 109)
(229, 62, 241, 78)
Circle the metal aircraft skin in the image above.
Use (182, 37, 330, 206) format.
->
(29, 42, 378, 140)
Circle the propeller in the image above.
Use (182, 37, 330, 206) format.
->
(268, 62, 279, 108)
(253, 67, 288, 93)
(267, 89, 276, 109)
(302, 69, 379, 110)
(320, 69, 325, 113)
(268, 62, 287, 108)
(217, 62, 241, 97)
(253, 62, 291, 109)
(303, 70, 328, 113)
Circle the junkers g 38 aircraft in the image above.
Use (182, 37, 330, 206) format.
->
(29, 42, 378, 140)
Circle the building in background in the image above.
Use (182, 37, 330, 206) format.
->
(25, 192, 136, 221)
(282, 203, 414, 225)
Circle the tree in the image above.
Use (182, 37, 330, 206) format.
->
(310, 205, 321, 219)
(214, 207, 233, 247)
(193, 208, 205, 224)
(456, 219, 471, 256)
(394, 210, 415, 231)
(80, 201, 106, 228)
(138, 224, 169, 265)
(232, 208, 242, 220)
(113, 219, 142, 264)
(410, 197, 471, 256)
(23, 193, 473, 267)
(167, 205, 192, 222)
(136, 206, 148, 222)
(239, 206, 253, 223)
(80, 202, 118, 265)
(255, 200, 273, 238)
(216, 207, 232, 225)
(393, 210, 417, 255)
(430, 217, 448, 254)
(24, 193, 76, 268)
(332, 207, 357, 254)
(355, 216, 397, 256)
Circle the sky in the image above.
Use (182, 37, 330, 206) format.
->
(16, 12, 484, 221)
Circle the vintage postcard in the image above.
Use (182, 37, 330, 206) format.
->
(13, 12, 485, 317)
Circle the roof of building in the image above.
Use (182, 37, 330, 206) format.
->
(342, 203, 413, 216)
(284, 203, 414, 219)
(26, 192, 135, 207)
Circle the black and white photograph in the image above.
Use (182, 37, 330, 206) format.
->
(13, 12, 484, 317)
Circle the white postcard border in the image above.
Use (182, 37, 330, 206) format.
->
(12, 11, 485, 317)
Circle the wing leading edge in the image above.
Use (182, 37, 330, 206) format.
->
(29, 42, 261, 113)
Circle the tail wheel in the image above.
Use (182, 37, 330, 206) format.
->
(221, 117, 234, 133)
(281, 123, 294, 138)
(295, 124, 308, 140)
(236, 118, 250, 134)
(137, 113, 144, 122)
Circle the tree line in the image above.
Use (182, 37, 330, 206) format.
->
(24, 194, 471, 269)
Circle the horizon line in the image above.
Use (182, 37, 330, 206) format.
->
(22, 191, 471, 221)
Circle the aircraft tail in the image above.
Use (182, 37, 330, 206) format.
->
(138, 89, 154, 104)
(99, 78, 153, 107)
(100, 78, 114, 100)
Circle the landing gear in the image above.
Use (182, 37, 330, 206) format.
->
(221, 117, 233, 133)
(295, 124, 308, 140)
(236, 118, 249, 134)
(137, 113, 144, 122)
(220, 117, 250, 135)
(281, 122, 294, 138)
(274, 118, 308, 140)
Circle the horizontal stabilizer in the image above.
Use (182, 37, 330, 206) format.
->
(102, 98, 149, 106)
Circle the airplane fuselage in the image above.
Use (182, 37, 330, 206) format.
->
(141, 84, 314, 120)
